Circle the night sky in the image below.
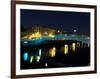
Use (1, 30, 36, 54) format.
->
(21, 9, 90, 35)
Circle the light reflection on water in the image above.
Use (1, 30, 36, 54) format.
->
(72, 43, 76, 52)
(64, 44, 68, 55)
(39, 49, 42, 56)
(23, 52, 29, 61)
(49, 47, 56, 58)
(36, 56, 40, 62)
(76, 42, 80, 48)
(23, 42, 81, 63)
(30, 56, 34, 63)
(21, 40, 90, 69)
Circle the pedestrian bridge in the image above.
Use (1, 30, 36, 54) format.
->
(22, 34, 90, 47)
(54, 34, 90, 45)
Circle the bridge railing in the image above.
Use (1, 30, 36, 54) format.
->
(22, 34, 90, 45)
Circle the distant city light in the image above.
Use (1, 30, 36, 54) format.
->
(73, 29, 77, 33)
(48, 33, 55, 38)
(29, 34, 35, 40)
(23, 52, 29, 61)
(24, 41, 28, 44)
(28, 32, 42, 40)
(44, 32, 48, 35)
(58, 30, 60, 32)
(34, 32, 42, 38)
(32, 39, 35, 40)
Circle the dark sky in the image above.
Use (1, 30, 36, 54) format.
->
(21, 9, 90, 35)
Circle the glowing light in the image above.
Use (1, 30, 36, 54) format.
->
(87, 37, 90, 39)
(48, 33, 55, 38)
(44, 32, 48, 35)
(45, 63, 48, 67)
(32, 39, 35, 40)
(30, 56, 34, 63)
(76, 42, 80, 48)
(23, 52, 28, 61)
(39, 49, 42, 56)
(74, 29, 77, 33)
(29, 34, 35, 40)
(72, 43, 76, 52)
(36, 56, 40, 62)
(58, 30, 60, 32)
(28, 32, 42, 39)
(34, 32, 41, 38)
(49, 47, 56, 57)
(64, 44, 68, 55)
(24, 41, 28, 44)
(23, 36, 28, 39)
(88, 43, 90, 47)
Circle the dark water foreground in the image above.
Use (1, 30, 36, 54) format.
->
(20, 40, 90, 69)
